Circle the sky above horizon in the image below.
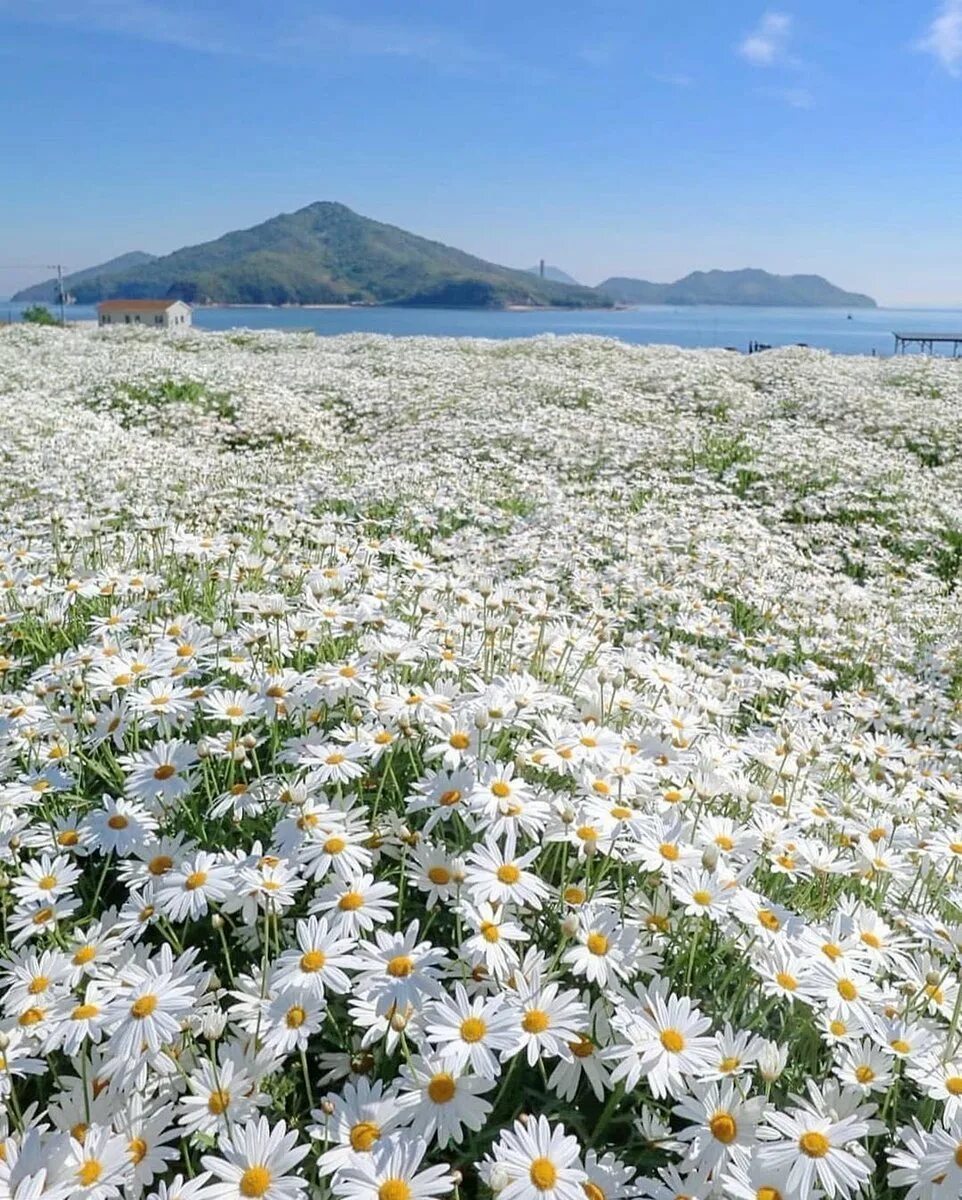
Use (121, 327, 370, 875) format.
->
(3, 0, 962, 306)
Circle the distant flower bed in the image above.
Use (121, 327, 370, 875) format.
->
(2, 325, 962, 1200)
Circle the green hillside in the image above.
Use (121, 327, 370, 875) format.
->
(12, 252, 157, 303)
(57, 203, 608, 309)
(598, 268, 876, 308)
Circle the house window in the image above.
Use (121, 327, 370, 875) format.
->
(125, 315, 131, 324)
(155, 315, 162, 324)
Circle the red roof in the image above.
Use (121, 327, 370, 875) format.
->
(97, 299, 188, 312)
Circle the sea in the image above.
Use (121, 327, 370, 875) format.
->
(5, 300, 962, 357)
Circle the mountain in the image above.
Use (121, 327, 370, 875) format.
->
(12, 252, 157, 303)
(598, 268, 876, 308)
(42, 204, 608, 309)
(524, 265, 581, 286)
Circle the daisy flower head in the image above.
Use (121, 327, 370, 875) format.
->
(484, 1115, 586, 1200)
(201, 1117, 308, 1200)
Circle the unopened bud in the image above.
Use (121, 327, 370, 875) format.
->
(320, 1099, 336, 1116)
(489, 1167, 510, 1193)
(212, 620, 227, 639)
(390, 1011, 408, 1032)
(211, 913, 224, 930)
(701, 845, 720, 871)
(561, 913, 580, 938)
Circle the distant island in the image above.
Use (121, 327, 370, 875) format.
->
(598, 268, 877, 309)
(11, 205, 877, 311)
(14, 204, 606, 310)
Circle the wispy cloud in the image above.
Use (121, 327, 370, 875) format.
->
(281, 14, 506, 74)
(917, 1, 962, 74)
(760, 85, 813, 109)
(0, 2, 516, 74)
(0, 0, 241, 56)
(738, 10, 793, 66)
(650, 71, 693, 87)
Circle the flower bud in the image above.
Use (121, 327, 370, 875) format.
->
(488, 1167, 510, 1193)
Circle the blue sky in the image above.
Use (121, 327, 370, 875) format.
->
(2, 0, 962, 305)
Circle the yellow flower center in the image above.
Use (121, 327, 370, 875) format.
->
(154, 764, 177, 781)
(387, 955, 414, 977)
(339, 891, 364, 910)
(497, 864, 520, 884)
(185, 871, 208, 890)
(460, 1016, 487, 1042)
(836, 979, 858, 1001)
(72, 1004, 100, 1020)
(378, 1181, 412, 1200)
(854, 1065, 876, 1084)
(709, 1112, 737, 1144)
(775, 971, 797, 991)
(449, 733, 471, 750)
(28, 976, 49, 995)
(659, 842, 679, 861)
(208, 1089, 231, 1114)
(73, 945, 96, 965)
(947, 1076, 962, 1096)
(239, 1166, 272, 1198)
(300, 950, 326, 972)
(569, 1035, 595, 1059)
(286, 1005, 307, 1028)
(522, 1008, 551, 1034)
(428, 866, 451, 885)
(586, 932, 609, 955)
(758, 909, 781, 931)
(77, 1162, 102, 1187)
(148, 855, 174, 876)
(660, 1027, 685, 1053)
(890, 1039, 910, 1053)
(798, 1131, 830, 1158)
(692, 890, 712, 906)
(427, 1072, 456, 1103)
(529, 1159, 558, 1191)
(324, 836, 347, 854)
(350, 1121, 381, 1152)
(131, 994, 158, 1019)
(491, 781, 511, 798)
(129, 1138, 148, 1165)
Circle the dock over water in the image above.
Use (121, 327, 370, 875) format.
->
(893, 331, 962, 355)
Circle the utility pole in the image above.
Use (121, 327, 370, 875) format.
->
(49, 264, 66, 325)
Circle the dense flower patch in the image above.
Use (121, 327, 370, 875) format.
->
(2, 324, 962, 1200)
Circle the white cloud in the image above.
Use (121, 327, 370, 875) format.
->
(738, 11, 793, 66)
(917, 1, 962, 74)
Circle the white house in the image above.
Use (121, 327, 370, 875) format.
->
(97, 300, 192, 328)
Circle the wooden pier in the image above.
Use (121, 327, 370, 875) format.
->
(893, 331, 962, 356)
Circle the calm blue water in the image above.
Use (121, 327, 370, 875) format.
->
(5, 300, 962, 357)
